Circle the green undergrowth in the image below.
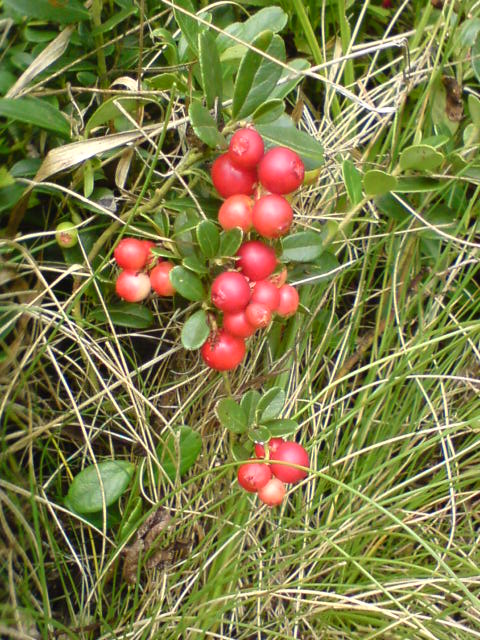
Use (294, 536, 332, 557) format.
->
(1, 0, 480, 639)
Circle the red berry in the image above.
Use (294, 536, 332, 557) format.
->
(142, 240, 157, 267)
(237, 241, 277, 281)
(258, 147, 305, 194)
(277, 285, 299, 317)
(251, 280, 280, 311)
(269, 266, 288, 288)
(223, 310, 256, 338)
(254, 437, 285, 458)
(245, 302, 271, 329)
(218, 194, 253, 232)
(150, 261, 175, 296)
(114, 237, 148, 271)
(211, 271, 251, 313)
(270, 442, 309, 484)
(252, 194, 293, 239)
(258, 478, 286, 506)
(211, 153, 257, 199)
(115, 270, 151, 302)
(237, 461, 272, 492)
(228, 128, 264, 169)
(201, 330, 246, 371)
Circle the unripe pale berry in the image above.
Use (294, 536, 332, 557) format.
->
(56, 221, 78, 248)
(115, 270, 151, 302)
(258, 478, 286, 506)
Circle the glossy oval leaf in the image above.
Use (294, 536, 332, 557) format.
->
(173, 0, 199, 54)
(181, 309, 210, 350)
(66, 461, 134, 514)
(188, 101, 226, 149)
(232, 30, 285, 120)
(197, 219, 220, 258)
(253, 99, 285, 125)
(215, 398, 248, 434)
(256, 114, 323, 170)
(247, 425, 271, 443)
(170, 266, 204, 301)
(363, 169, 398, 196)
(89, 303, 153, 329)
(270, 58, 310, 101)
(0, 97, 70, 138)
(4, 0, 89, 23)
(469, 93, 480, 128)
(158, 425, 202, 482)
(342, 159, 363, 205)
(281, 231, 324, 263)
(256, 387, 285, 423)
(399, 144, 444, 172)
(198, 29, 222, 109)
(183, 254, 209, 274)
(240, 389, 261, 425)
(216, 6, 288, 54)
(219, 228, 243, 257)
(263, 418, 298, 437)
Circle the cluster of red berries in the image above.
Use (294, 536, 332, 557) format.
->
(237, 438, 309, 506)
(113, 237, 175, 302)
(200, 128, 304, 372)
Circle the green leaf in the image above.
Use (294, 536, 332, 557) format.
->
(197, 219, 220, 258)
(269, 58, 310, 101)
(363, 169, 398, 196)
(173, 210, 201, 257)
(263, 418, 298, 437)
(215, 398, 248, 434)
(458, 17, 480, 46)
(256, 114, 323, 170)
(85, 97, 142, 136)
(188, 101, 226, 149)
(231, 442, 251, 462)
(89, 303, 154, 329)
(232, 30, 285, 119)
(252, 99, 285, 125)
(157, 425, 202, 482)
(240, 390, 261, 425)
(399, 145, 444, 172)
(118, 497, 143, 542)
(247, 425, 271, 443)
(281, 231, 324, 263)
(392, 177, 441, 193)
(219, 228, 243, 257)
(290, 251, 340, 284)
(173, 0, 199, 54)
(181, 309, 210, 350)
(473, 37, 480, 84)
(170, 266, 205, 301)
(256, 387, 285, 422)
(469, 94, 480, 129)
(4, 0, 89, 23)
(0, 167, 14, 189)
(216, 6, 288, 54)
(66, 461, 134, 514)
(183, 254, 209, 274)
(198, 29, 222, 109)
(342, 159, 362, 205)
(0, 97, 70, 138)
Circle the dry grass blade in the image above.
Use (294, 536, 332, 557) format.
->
(6, 26, 75, 99)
